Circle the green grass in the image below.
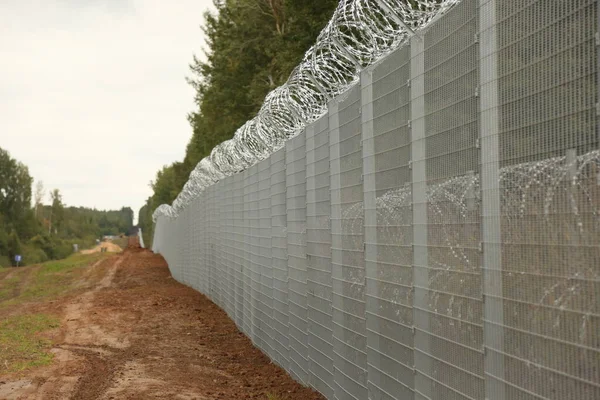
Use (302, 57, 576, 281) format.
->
(18, 253, 109, 301)
(0, 314, 60, 373)
(0, 254, 110, 373)
(266, 394, 283, 400)
(0, 275, 21, 302)
(0, 253, 110, 309)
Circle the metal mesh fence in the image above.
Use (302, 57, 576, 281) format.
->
(307, 115, 335, 398)
(331, 84, 368, 400)
(363, 43, 414, 400)
(271, 148, 289, 369)
(286, 132, 310, 383)
(417, 1, 484, 399)
(233, 171, 245, 329)
(153, 1, 599, 399)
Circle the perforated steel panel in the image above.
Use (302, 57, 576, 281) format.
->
(363, 44, 415, 400)
(209, 185, 221, 307)
(248, 164, 262, 348)
(286, 131, 309, 384)
(200, 191, 209, 295)
(233, 172, 245, 329)
(417, 1, 485, 399)
(181, 204, 192, 288)
(256, 158, 273, 356)
(487, 0, 600, 399)
(270, 148, 289, 369)
(220, 176, 235, 320)
(242, 167, 254, 337)
(215, 181, 226, 311)
(330, 84, 368, 400)
(306, 116, 335, 398)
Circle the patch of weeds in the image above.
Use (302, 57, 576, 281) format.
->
(0, 314, 60, 373)
(19, 253, 109, 302)
(266, 393, 283, 400)
(0, 275, 22, 302)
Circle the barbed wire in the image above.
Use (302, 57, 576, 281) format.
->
(153, 0, 461, 221)
(339, 150, 600, 347)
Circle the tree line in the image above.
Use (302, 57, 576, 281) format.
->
(0, 147, 134, 267)
(139, 0, 339, 246)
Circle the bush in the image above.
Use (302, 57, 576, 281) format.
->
(8, 231, 22, 265)
(52, 242, 73, 260)
(28, 234, 72, 260)
(22, 246, 49, 265)
(0, 255, 10, 268)
(2, 233, 98, 267)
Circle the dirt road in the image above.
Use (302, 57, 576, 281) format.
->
(0, 242, 324, 400)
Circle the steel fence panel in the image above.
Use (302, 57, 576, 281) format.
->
(208, 185, 219, 305)
(485, 1, 600, 399)
(186, 198, 196, 291)
(286, 131, 309, 384)
(211, 186, 217, 300)
(233, 172, 245, 329)
(242, 168, 253, 337)
(307, 115, 335, 398)
(187, 197, 196, 292)
(330, 84, 368, 400)
(247, 164, 262, 347)
(413, 1, 485, 399)
(225, 175, 237, 320)
(215, 180, 227, 314)
(219, 177, 231, 318)
(256, 158, 274, 355)
(202, 190, 210, 297)
(363, 43, 415, 400)
(181, 206, 190, 287)
(271, 148, 289, 369)
(199, 190, 207, 295)
(216, 182, 225, 309)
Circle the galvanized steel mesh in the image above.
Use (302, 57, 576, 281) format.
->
(152, 0, 600, 399)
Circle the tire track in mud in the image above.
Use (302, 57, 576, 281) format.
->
(64, 254, 134, 400)
(0, 267, 35, 303)
(1, 246, 324, 400)
(62, 256, 127, 350)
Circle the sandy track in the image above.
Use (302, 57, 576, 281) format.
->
(0, 246, 323, 400)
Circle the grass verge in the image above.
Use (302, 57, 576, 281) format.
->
(20, 253, 108, 300)
(0, 314, 60, 373)
(0, 275, 21, 303)
(0, 253, 110, 309)
(0, 253, 111, 374)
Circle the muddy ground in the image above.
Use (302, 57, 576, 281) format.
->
(0, 240, 324, 400)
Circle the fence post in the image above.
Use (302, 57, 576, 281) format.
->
(273, 148, 290, 368)
(286, 131, 309, 384)
(360, 66, 375, 399)
(410, 33, 432, 398)
(480, 1, 506, 399)
(328, 96, 344, 399)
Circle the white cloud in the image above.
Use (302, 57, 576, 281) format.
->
(0, 0, 215, 222)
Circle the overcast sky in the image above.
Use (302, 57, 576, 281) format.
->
(1, 0, 214, 222)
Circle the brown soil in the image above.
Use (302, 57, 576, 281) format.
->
(81, 242, 123, 255)
(0, 239, 324, 400)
